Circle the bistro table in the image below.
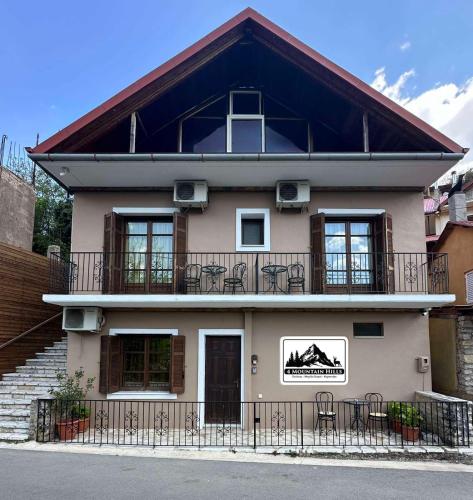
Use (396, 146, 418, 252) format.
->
(343, 398, 370, 434)
(202, 264, 227, 293)
(261, 264, 288, 294)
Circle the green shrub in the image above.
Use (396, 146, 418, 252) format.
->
(387, 402, 423, 428)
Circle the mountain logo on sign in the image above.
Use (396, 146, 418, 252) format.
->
(285, 343, 342, 368)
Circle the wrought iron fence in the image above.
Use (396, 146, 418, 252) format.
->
(48, 251, 448, 295)
(36, 399, 470, 448)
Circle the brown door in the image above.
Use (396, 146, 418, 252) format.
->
(205, 336, 241, 424)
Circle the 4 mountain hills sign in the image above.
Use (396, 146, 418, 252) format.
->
(280, 337, 348, 385)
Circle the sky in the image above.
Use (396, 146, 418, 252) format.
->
(1, 0, 473, 181)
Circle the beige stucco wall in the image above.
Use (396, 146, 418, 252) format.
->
(429, 317, 457, 394)
(68, 309, 430, 402)
(70, 190, 426, 254)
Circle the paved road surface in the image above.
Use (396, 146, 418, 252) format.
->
(0, 449, 471, 500)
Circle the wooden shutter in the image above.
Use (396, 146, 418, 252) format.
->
(99, 335, 121, 394)
(310, 213, 325, 293)
(374, 213, 394, 293)
(170, 335, 185, 394)
(173, 213, 188, 294)
(103, 212, 125, 293)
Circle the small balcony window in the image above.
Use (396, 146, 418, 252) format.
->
(236, 208, 270, 252)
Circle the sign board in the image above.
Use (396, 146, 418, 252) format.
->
(280, 336, 348, 385)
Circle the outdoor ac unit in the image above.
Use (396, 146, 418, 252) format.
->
(276, 181, 310, 209)
(173, 181, 208, 208)
(62, 307, 103, 333)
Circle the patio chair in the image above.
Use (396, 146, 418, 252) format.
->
(287, 263, 305, 293)
(223, 263, 246, 294)
(365, 392, 389, 435)
(315, 391, 337, 435)
(183, 264, 202, 293)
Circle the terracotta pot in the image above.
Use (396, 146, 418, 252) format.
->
(401, 426, 420, 442)
(77, 417, 90, 433)
(56, 419, 79, 441)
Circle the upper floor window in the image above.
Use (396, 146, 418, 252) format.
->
(180, 91, 309, 154)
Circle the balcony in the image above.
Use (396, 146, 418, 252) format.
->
(48, 251, 448, 296)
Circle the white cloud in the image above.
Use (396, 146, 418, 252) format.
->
(371, 67, 473, 183)
(400, 41, 411, 52)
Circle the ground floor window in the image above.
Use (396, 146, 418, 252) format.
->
(121, 335, 171, 390)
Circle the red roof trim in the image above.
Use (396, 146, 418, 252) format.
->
(31, 7, 464, 154)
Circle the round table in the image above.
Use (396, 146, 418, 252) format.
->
(202, 264, 227, 293)
(343, 398, 369, 434)
(261, 264, 288, 294)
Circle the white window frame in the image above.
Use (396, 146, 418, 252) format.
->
(236, 208, 270, 252)
(106, 328, 178, 400)
(466, 270, 473, 304)
(227, 90, 264, 153)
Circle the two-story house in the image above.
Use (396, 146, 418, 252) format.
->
(28, 9, 465, 425)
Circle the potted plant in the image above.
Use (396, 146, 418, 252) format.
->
(387, 402, 402, 433)
(49, 368, 95, 441)
(400, 404, 423, 442)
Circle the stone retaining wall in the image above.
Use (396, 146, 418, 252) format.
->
(457, 316, 473, 395)
(416, 391, 472, 446)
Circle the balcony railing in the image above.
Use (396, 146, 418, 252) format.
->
(48, 252, 448, 295)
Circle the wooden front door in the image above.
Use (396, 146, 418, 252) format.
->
(205, 336, 241, 424)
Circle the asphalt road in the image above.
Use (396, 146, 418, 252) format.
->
(0, 449, 472, 500)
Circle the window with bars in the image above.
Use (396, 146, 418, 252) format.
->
(121, 335, 171, 391)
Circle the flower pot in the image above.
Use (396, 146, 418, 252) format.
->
(77, 417, 90, 433)
(56, 419, 79, 441)
(401, 426, 420, 442)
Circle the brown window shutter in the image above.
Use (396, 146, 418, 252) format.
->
(374, 213, 394, 293)
(103, 212, 125, 293)
(99, 335, 121, 394)
(173, 213, 188, 294)
(170, 335, 185, 394)
(310, 213, 325, 293)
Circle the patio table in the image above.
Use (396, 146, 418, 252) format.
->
(343, 398, 369, 434)
(202, 264, 227, 293)
(261, 264, 288, 294)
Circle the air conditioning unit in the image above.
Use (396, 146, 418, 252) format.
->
(173, 181, 208, 208)
(276, 180, 310, 209)
(63, 307, 103, 333)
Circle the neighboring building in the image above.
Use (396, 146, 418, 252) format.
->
(0, 166, 35, 250)
(27, 8, 464, 412)
(429, 189, 473, 397)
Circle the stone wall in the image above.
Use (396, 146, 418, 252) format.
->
(0, 166, 35, 250)
(416, 391, 472, 446)
(457, 315, 473, 395)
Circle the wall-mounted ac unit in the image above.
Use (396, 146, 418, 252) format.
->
(276, 181, 310, 209)
(63, 307, 103, 333)
(173, 181, 208, 208)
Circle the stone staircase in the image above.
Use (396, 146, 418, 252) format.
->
(0, 338, 67, 442)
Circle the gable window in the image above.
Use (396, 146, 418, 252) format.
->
(325, 220, 373, 286)
(180, 91, 309, 153)
(122, 335, 171, 390)
(353, 323, 384, 338)
(236, 208, 270, 251)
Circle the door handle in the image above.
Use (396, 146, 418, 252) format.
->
(234, 379, 239, 390)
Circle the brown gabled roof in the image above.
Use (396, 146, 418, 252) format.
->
(30, 7, 465, 154)
(432, 220, 473, 251)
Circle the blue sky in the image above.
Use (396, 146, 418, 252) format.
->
(2, 0, 473, 168)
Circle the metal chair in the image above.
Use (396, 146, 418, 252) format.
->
(183, 264, 201, 292)
(287, 263, 305, 293)
(223, 263, 246, 294)
(365, 392, 389, 435)
(315, 391, 337, 435)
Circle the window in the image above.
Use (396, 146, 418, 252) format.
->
(325, 220, 373, 285)
(236, 208, 270, 251)
(124, 217, 173, 289)
(425, 214, 436, 236)
(228, 91, 264, 153)
(121, 335, 171, 391)
(353, 323, 384, 338)
(466, 271, 473, 304)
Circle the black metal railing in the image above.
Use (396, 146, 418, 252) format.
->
(36, 399, 470, 448)
(48, 252, 448, 295)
